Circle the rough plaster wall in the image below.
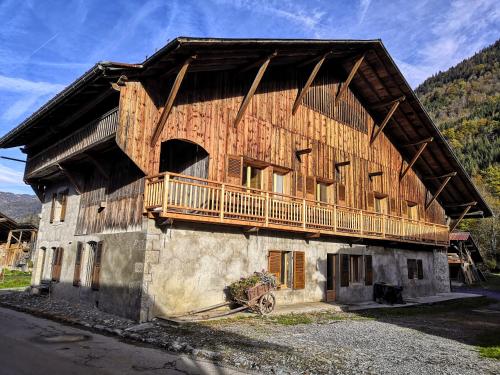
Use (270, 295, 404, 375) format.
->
(144, 220, 451, 318)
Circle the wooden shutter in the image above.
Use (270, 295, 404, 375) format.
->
(293, 251, 306, 289)
(340, 254, 349, 287)
(51, 247, 63, 282)
(417, 259, 423, 279)
(49, 193, 56, 223)
(51, 248, 58, 281)
(390, 197, 397, 215)
(337, 184, 346, 204)
(226, 155, 242, 182)
(295, 172, 304, 197)
(365, 255, 373, 286)
(267, 167, 274, 192)
(91, 241, 103, 291)
(73, 242, 83, 287)
(305, 176, 315, 199)
(59, 191, 68, 222)
(402, 201, 408, 218)
(268, 251, 282, 282)
(367, 191, 375, 210)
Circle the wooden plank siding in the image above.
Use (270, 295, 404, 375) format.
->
(117, 67, 446, 226)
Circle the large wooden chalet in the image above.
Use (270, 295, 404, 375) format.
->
(0, 38, 491, 321)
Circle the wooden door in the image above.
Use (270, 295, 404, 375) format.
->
(326, 254, 337, 302)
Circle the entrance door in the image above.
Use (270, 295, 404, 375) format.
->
(326, 254, 337, 302)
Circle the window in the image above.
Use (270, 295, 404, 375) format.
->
(268, 250, 305, 289)
(406, 201, 419, 220)
(316, 181, 331, 203)
(365, 255, 373, 286)
(51, 247, 64, 282)
(242, 164, 263, 189)
(350, 255, 363, 283)
(91, 242, 103, 290)
(273, 172, 285, 195)
(49, 189, 68, 223)
(407, 259, 424, 279)
(374, 197, 387, 214)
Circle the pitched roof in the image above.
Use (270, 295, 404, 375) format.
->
(0, 37, 492, 218)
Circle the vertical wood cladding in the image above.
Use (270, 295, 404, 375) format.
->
(117, 67, 445, 224)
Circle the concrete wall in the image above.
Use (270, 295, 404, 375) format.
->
(144, 220, 450, 319)
(32, 180, 148, 320)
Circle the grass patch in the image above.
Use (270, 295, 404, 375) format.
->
(0, 269, 31, 289)
(267, 314, 314, 325)
(476, 331, 500, 360)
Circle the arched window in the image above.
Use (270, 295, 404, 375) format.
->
(159, 139, 209, 179)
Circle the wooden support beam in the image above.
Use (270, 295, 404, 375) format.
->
(292, 52, 331, 115)
(370, 99, 401, 144)
(401, 137, 434, 148)
(333, 53, 365, 107)
(370, 96, 406, 110)
(234, 53, 276, 128)
(335, 161, 351, 168)
(57, 163, 82, 194)
(425, 174, 455, 209)
(305, 232, 320, 239)
(450, 203, 477, 232)
(368, 171, 383, 179)
(445, 201, 477, 208)
(84, 152, 109, 179)
(399, 139, 432, 181)
(239, 51, 277, 73)
(295, 148, 312, 158)
(151, 56, 195, 146)
(424, 172, 457, 180)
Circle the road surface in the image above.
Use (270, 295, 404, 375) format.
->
(0, 307, 247, 375)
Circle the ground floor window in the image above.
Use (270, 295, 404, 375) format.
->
(340, 254, 373, 287)
(407, 259, 424, 279)
(268, 250, 305, 289)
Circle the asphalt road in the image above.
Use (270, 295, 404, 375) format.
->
(0, 307, 246, 375)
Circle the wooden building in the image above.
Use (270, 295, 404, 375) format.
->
(0, 212, 37, 270)
(0, 38, 492, 320)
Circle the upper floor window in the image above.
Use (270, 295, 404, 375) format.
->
(273, 172, 285, 195)
(406, 201, 419, 220)
(316, 181, 332, 203)
(49, 189, 68, 223)
(242, 163, 263, 189)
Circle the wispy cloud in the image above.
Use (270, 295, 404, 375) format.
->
(358, 0, 372, 24)
(0, 75, 65, 95)
(0, 162, 24, 185)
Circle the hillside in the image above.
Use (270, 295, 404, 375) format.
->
(416, 39, 499, 266)
(0, 191, 41, 224)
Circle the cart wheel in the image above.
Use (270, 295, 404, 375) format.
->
(258, 292, 275, 315)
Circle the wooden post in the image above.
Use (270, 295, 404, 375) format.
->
(151, 56, 195, 146)
(162, 174, 170, 214)
(360, 210, 364, 235)
(292, 52, 330, 115)
(234, 52, 276, 127)
(425, 173, 456, 209)
(220, 184, 225, 221)
(333, 54, 365, 107)
(302, 199, 307, 229)
(143, 177, 150, 213)
(400, 139, 433, 181)
(265, 192, 270, 226)
(333, 205, 337, 233)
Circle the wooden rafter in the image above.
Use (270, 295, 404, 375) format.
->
(370, 98, 402, 144)
(401, 137, 434, 148)
(240, 51, 277, 73)
(450, 202, 477, 232)
(424, 172, 457, 180)
(234, 52, 276, 127)
(151, 56, 195, 146)
(399, 139, 433, 181)
(445, 202, 478, 208)
(292, 52, 331, 115)
(425, 172, 456, 209)
(370, 96, 406, 110)
(84, 152, 109, 179)
(57, 163, 82, 194)
(333, 53, 365, 107)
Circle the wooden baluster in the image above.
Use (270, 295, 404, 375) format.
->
(220, 185, 225, 221)
(162, 174, 170, 214)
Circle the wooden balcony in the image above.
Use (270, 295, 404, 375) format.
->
(26, 108, 118, 178)
(145, 172, 450, 246)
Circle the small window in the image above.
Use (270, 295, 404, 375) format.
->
(407, 259, 423, 279)
(273, 172, 285, 195)
(406, 201, 419, 220)
(316, 181, 331, 203)
(350, 255, 363, 283)
(49, 189, 69, 223)
(268, 250, 305, 289)
(374, 197, 387, 214)
(242, 163, 263, 189)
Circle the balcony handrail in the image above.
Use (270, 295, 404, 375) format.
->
(144, 171, 449, 245)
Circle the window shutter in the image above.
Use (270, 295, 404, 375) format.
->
(340, 254, 349, 287)
(293, 251, 306, 289)
(51, 248, 58, 281)
(337, 184, 346, 204)
(365, 255, 373, 286)
(267, 167, 274, 192)
(73, 242, 83, 287)
(367, 191, 375, 210)
(51, 247, 63, 282)
(402, 201, 408, 217)
(268, 251, 282, 282)
(305, 176, 315, 198)
(226, 155, 242, 180)
(417, 259, 423, 279)
(49, 193, 56, 223)
(91, 241, 103, 291)
(295, 172, 303, 197)
(390, 197, 397, 215)
(60, 191, 68, 222)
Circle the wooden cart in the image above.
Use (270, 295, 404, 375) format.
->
(235, 282, 276, 315)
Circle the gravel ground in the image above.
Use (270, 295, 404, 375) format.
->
(1, 292, 499, 375)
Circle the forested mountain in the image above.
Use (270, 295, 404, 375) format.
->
(416, 39, 499, 267)
(0, 191, 41, 224)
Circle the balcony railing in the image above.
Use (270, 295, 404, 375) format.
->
(26, 108, 119, 177)
(145, 172, 449, 246)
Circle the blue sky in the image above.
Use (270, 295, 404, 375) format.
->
(0, 0, 499, 194)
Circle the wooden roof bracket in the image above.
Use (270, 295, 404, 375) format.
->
(399, 138, 433, 181)
(234, 52, 277, 127)
(332, 53, 365, 108)
(295, 147, 312, 161)
(335, 160, 351, 168)
(370, 97, 404, 144)
(151, 56, 196, 146)
(111, 75, 128, 91)
(57, 163, 82, 194)
(425, 172, 457, 210)
(368, 171, 383, 180)
(292, 51, 332, 115)
(450, 202, 477, 232)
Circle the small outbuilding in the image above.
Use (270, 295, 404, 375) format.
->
(448, 231, 484, 285)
